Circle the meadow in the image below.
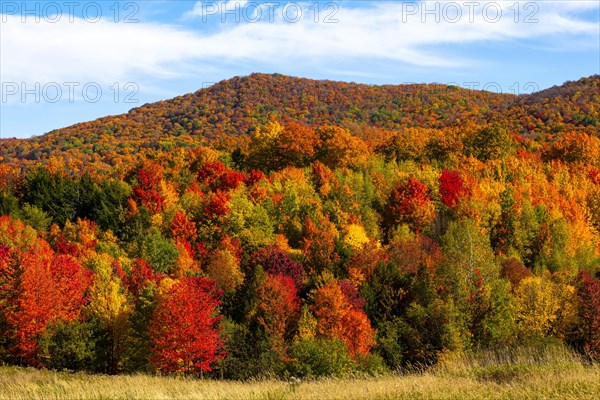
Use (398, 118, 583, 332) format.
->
(1, 345, 598, 400)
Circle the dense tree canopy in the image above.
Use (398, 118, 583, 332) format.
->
(0, 73, 599, 378)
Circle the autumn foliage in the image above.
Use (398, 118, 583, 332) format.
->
(384, 178, 435, 235)
(312, 281, 375, 357)
(0, 239, 92, 364)
(0, 74, 599, 378)
(439, 169, 467, 208)
(256, 274, 301, 353)
(576, 271, 600, 359)
(149, 276, 224, 374)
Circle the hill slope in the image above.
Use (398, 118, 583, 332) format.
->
(0, 73, 598, 170)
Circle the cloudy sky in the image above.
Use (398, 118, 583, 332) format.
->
(1, 0, 598, 138)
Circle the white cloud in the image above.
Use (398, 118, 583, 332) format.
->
(1, 1, 597, 92)
(184, 0, 249, 19)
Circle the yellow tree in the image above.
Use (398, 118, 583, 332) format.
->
(514, 272, 576, 339)
(86, 253, 131, 373)
(315, 125, 369, 169)
(205, 237, 244, 293)
(343, 224, 370, 252)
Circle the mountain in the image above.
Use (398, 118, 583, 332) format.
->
(0, 73, 598, 171)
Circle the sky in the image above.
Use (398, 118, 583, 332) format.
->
(1, 0, 599, 138)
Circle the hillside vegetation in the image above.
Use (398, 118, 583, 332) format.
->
(0, 74, 598, 172)
(0, 74, 599, 383)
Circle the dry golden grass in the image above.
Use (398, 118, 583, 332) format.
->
(1, 346, 599, 400)
(1, 365, 598, 400)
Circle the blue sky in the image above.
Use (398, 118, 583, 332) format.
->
(1, 0, 599, 138)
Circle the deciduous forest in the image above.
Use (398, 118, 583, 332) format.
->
(0, 73, 599, 379)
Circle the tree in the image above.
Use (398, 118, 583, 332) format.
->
(315, 125, 369, 169)
(197, 161, 245, 192)
(439, 169, 467, 208)
(38, 319, 96, 371)
(468, 124, 516, 162)
(500, 258, 530, 290)
(149, 276, 224, 375)
(344, 224, 370, 252)
(250, 245, 304, 288)
(89, 179, 131, 238)
(205, 236, 244, 293)
(203, 190, 230, 220)
(125, 259, 161, 298)
(170, 211, 197, 242)
(542, 132, 600, 165)
(440, 220, 515, 347)
(383, 178, 435, 236)
(139, 228, 179, 274)
(575, 271, 600, 359)
(273, 121, 319, 169)
(255, 274, 301, 355)
(132, 161, 165, 214)
(346, 240, 388, 285)
(388, 234, 441, 276)
(312, 280, 375, 357)
(513, 272, 576, 339)
(86, 253, 131, 374)
(125, 282, 158, 372)
(22, 168, 81, 226)
(302, 217, 340, 276)
(172, 239, 199, 278)
(246, 121, 285, 171)
(2, 243, 92, 365)
(287, 338, 357, 378)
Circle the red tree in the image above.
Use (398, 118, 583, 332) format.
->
(126, 259, 161, 297)
(2, 243, 92, 364)
(203, 190, 230, 219)
(384, 177, 435, 235)
(338, 280, 366, 310)
(197, 161, 226, 187)
(439, 169, 467, 207)
(245, 169, 266, 186)
(149, 276, 224, 375)
(133, 161, 165, 214)
(500, 258, 530, 290)
(256, 274, 301, 353)
(136, 162, 163, 189)
(220, 171, 245, 191)
(170, 211, 198, 242)
(197, 161, 244, 192)
(576, 271, 600, 359)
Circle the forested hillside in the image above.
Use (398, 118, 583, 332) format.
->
(1, 74, 598, 174)
(0, 74, 599, 378)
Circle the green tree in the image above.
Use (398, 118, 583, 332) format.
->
(467, 124, 516, 162)
(38, 320, 96, 371)
(440, 220, 515, 348)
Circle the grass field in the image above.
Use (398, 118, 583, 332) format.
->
(1, 346, 599, 400)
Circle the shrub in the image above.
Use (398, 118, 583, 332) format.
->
(38, 320, 96, 371)
(287, 338, 357, 379)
